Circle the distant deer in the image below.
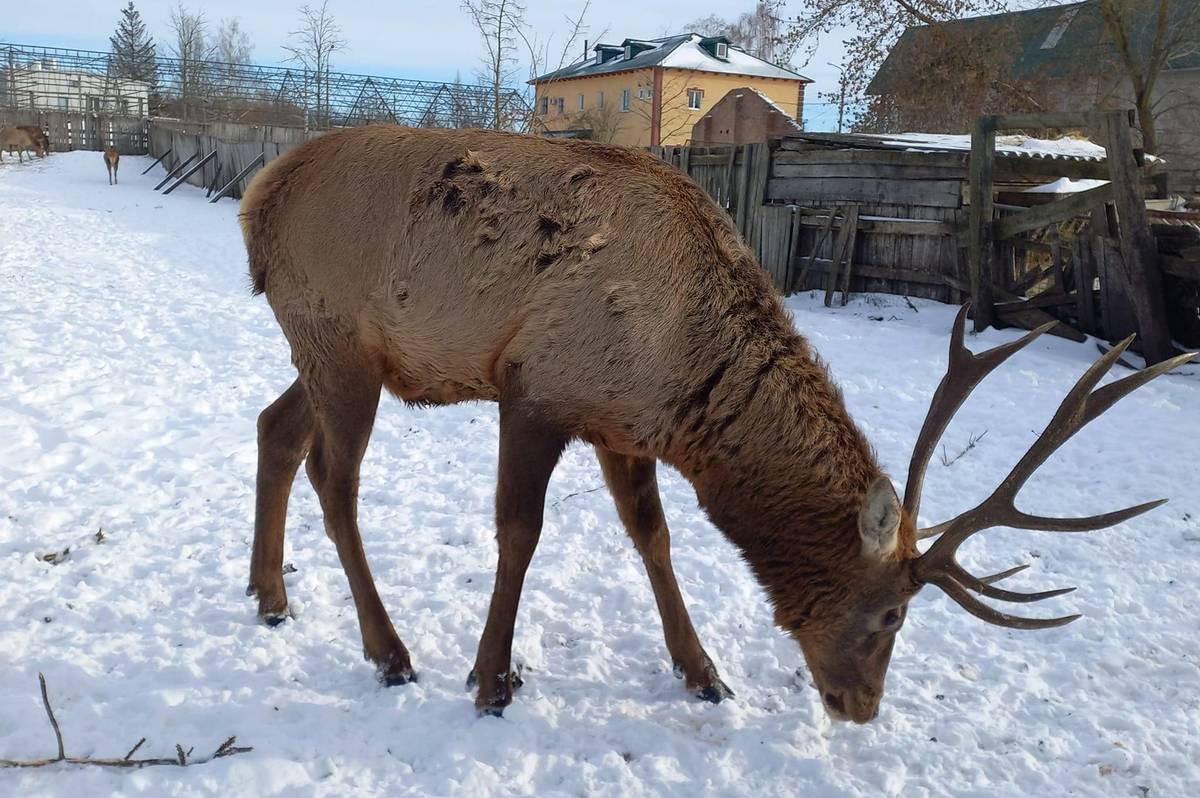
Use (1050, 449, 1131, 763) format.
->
(0, 127, 37, 162)
(240, 126, 1192, 720)
(16, 126, 49, 157)
(104, 148, 120, 185)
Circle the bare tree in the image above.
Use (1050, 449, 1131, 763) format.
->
(519, 1, 601, 134)
(1096, 0, 1200, 155)
(684, 1, 797, 64)
(461, 0, 526, 129)
(167, 2, 214, 120)
(216, 18, 253, 66)
(283, 1, 347, 128)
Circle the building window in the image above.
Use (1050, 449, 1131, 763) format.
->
(715, 42, 728, 58)
(638, 85, 652, 101)
(687, 88, 703, 110)
(620, 88, 631, 112)
(539, 96, 549, 115)
(555, 97, 565, 115)
(577, 93, 585, 110)
(624, 44, 632, 59)
(597, 90, 604, 108)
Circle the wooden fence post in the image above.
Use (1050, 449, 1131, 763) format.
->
(1102, 110, 1173, 364)
(968, 115, 996, 331)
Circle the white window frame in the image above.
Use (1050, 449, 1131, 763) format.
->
(638, 85, 652, 101)
(620, 88, 631, 112)
(597, 90, 605, 108)
(687, 88, 703, 111)
(624, 44, 632, 60)
(539, 96, 549, 115)
(715, 42, 728, 59)
(577, 93, 585, 110)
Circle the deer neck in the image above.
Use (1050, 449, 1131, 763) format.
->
(674, 337, 882, 619)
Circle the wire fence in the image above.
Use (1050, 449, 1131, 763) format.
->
(0, 42, 529, 130)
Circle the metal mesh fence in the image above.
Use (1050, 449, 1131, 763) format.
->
(1, 42, 529, 130)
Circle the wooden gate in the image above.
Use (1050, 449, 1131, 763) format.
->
(0, 109, 147, 154)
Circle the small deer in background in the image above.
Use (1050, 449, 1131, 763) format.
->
(16, 126, 49, 157)
(0, 127, 37, 162)
(240, 125, 1193, 720)
(104, 148, 119, 185)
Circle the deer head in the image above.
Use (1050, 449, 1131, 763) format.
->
(795, 305, 1194, 724)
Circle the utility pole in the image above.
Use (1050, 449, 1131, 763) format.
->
(828, 62, 846, 134)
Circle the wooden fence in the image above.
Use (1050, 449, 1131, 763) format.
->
(0, 109, 147, 154)
(650, 141, 966, 304)
(145, 121, 322, 201)
(650, 119, 1186, 360)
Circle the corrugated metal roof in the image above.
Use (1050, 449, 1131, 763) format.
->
(783, 131, 1111, 162)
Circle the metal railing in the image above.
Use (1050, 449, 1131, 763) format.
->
(1, 42, 529, 130)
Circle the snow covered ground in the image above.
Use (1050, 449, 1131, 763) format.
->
(1, 152, 1198, 797)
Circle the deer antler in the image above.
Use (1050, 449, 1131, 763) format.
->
(906, 304, 1195, 629)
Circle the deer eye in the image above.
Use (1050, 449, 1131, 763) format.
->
(882, 608, 903, 629)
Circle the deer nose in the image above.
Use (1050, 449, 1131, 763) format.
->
(822, 691, 851, 722)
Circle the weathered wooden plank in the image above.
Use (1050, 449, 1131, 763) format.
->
(772, 162, 968, 181)
(1102, 110, 1173, 363)
(793, 214, 957, 236)
(996, 306, 1087, 341)
(772, 149, 968, 168)
(1073, 237, 1097, 334)
(993, 157, 1111, 182)
(1160, 254, 1200, 281)
(994, 184, 1114, 239)
(767, 177, 962, 208)
(837, 206, 860, 305)
(968, 116, 996, 331)
(802, 259, 946, 286)
(994, 292, 1078, 312)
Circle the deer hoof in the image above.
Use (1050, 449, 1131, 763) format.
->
(696, 680, 735, 704)
(262, 613, 290, 628)
(465, 667, 523, 692)
(476, 704, 505, 719)
(380, 667, 417, 687)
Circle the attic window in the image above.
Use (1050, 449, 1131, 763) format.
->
(1041, 7, 1080, 49)
(624, 44, 632, 59)
(715, 42, 728, 59)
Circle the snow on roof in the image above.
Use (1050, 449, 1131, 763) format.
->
(1024, 177, 1109, 193)
(533, 34, 810, 84)
(858, 132, 1109, 161)
(658, 36, 809, 81)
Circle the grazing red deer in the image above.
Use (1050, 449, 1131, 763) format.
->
(16, 126, 49, 157)
(0, 127, 37, 163)
(104, 148, 120, 185)
(241, 125, 1192, 720)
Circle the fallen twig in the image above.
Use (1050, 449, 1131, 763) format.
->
(0, 673, 253, 769)
(904, 296, 919, 313)
(551, 485, 605, 509)
(940, 430, 988, 467)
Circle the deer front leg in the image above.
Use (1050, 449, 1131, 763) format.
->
(595, 448, 733, 703)
(304, 363, 414, 686)
(470, 394, 566, 716)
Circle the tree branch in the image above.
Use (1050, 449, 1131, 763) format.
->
(0, 674, 253, 770)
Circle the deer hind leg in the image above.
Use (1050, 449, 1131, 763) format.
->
(248, 379, 313, 625)
(469, 390, 567, 716)
(595, 448, 733, 703)
(303, 357, 414, 686)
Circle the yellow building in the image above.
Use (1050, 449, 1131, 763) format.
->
(531, 34, 811, 147)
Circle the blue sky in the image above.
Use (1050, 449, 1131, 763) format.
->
(2, 1, 857, 130)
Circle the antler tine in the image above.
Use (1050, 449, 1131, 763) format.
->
(903, 303, 1056, 523)
(942, 560, 1076, 603)
(913, 337, 1196, 629)
(979, 564, 1029, 584)
(931, 576, 1081, 630)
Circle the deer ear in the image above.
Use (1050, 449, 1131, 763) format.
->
(858, 476, 902, 561)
